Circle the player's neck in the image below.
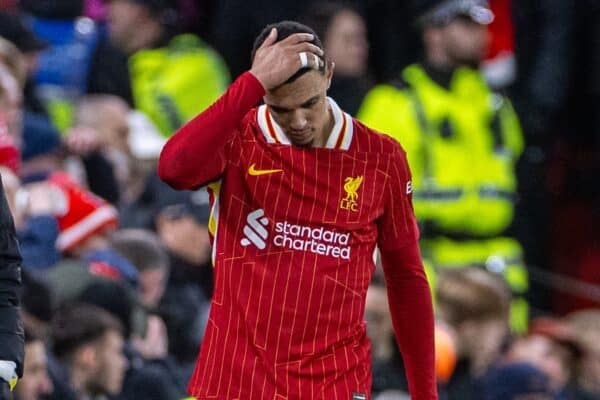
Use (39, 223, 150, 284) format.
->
(313, 106, 335, 148)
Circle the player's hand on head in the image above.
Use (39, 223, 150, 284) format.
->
(250, 28, 324, 90)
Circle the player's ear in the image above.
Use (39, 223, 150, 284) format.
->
(326, 61, 335, 89)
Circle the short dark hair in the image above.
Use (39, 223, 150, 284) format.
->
(109, 229, 169, 272)
(52, 302, 123, 360)
(436, 267, 510, 325)
(251, 20, 326, 84)
(78, 281, 134, 338)
(21, 269, 53, 323)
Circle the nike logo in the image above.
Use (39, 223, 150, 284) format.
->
(248, 163, 283, 176)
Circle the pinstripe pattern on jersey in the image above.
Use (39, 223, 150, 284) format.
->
(188, 107, 412, 400)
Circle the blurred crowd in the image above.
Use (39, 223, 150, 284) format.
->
(0, 0, 598, 399)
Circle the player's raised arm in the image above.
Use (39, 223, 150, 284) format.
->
(377, 147, 437, 400)
(158, 29, 323, 190)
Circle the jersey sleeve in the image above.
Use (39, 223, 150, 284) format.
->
(377, 147, 437, 400)
(158, 71, 265, 189)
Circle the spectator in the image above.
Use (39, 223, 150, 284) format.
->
(14, 328, 53, 400)
(358, 0, 528, 333)
(67, 94, 133, 204)
(0, 11, 49, 115)
(435, 267, 511, 400)
(73, 94, 131, 170)
(88, 0, 229, 137)
(0, 64, 65, 272)
(19, 112, 63, 181)
(77, 278, 186, 399)
(48, 302, 127, 400)
(69, 94, 162, 205)
(149, 184, 213, 374)
(8, 169, 121, 274)
(78, 279, 137, 340)
(20, 0, 101, 131)
(109, 228, 170, 309)
(18, 104, 120, 211)
(123, 172, 213, 298)
(155, 199, 211, 274)
(49, 172, 118, 257)
(15, 114, 65, 270)
(45, 253, 135, 313)
(506, 317, 581, 398)
(301, 2, 373, 115)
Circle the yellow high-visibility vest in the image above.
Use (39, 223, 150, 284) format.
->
(358, 64, 524, 236)
(358, 64, 528, 331)
(130, 34, 230, 137)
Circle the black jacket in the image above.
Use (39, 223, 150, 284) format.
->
(0, 175, 24, 378)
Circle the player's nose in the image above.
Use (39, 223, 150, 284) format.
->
(289, 111, 308, 130)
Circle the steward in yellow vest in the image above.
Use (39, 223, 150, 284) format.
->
(87, 0, 230, 137)
(130, 34, 229, 137)
(358, 0, 528, 332)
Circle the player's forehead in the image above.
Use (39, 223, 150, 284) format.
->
(264, 70, 325, 110)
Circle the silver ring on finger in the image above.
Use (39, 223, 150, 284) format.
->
(299, 52, 308, 68)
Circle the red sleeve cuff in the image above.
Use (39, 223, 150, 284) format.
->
(243, 71, 267, 97)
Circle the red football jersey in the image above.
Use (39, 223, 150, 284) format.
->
(159, 72, 436, 400)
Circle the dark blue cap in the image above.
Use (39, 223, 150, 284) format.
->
(21, 112, 61, 161)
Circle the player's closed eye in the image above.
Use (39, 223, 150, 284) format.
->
(301, 98, 319, 108)
(270, 106, 290, 114)
(269, 96, 320, 114)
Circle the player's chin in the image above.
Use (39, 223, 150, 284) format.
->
(288, 132, 314, 147)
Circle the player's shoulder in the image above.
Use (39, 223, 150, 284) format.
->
(237, 106, 264, 139)
(241, 106, 259, 127)
(350, 117, 407, 157)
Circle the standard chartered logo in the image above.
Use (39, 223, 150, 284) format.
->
(240, 209, 269, 249)
(241, 209, 351, 259)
